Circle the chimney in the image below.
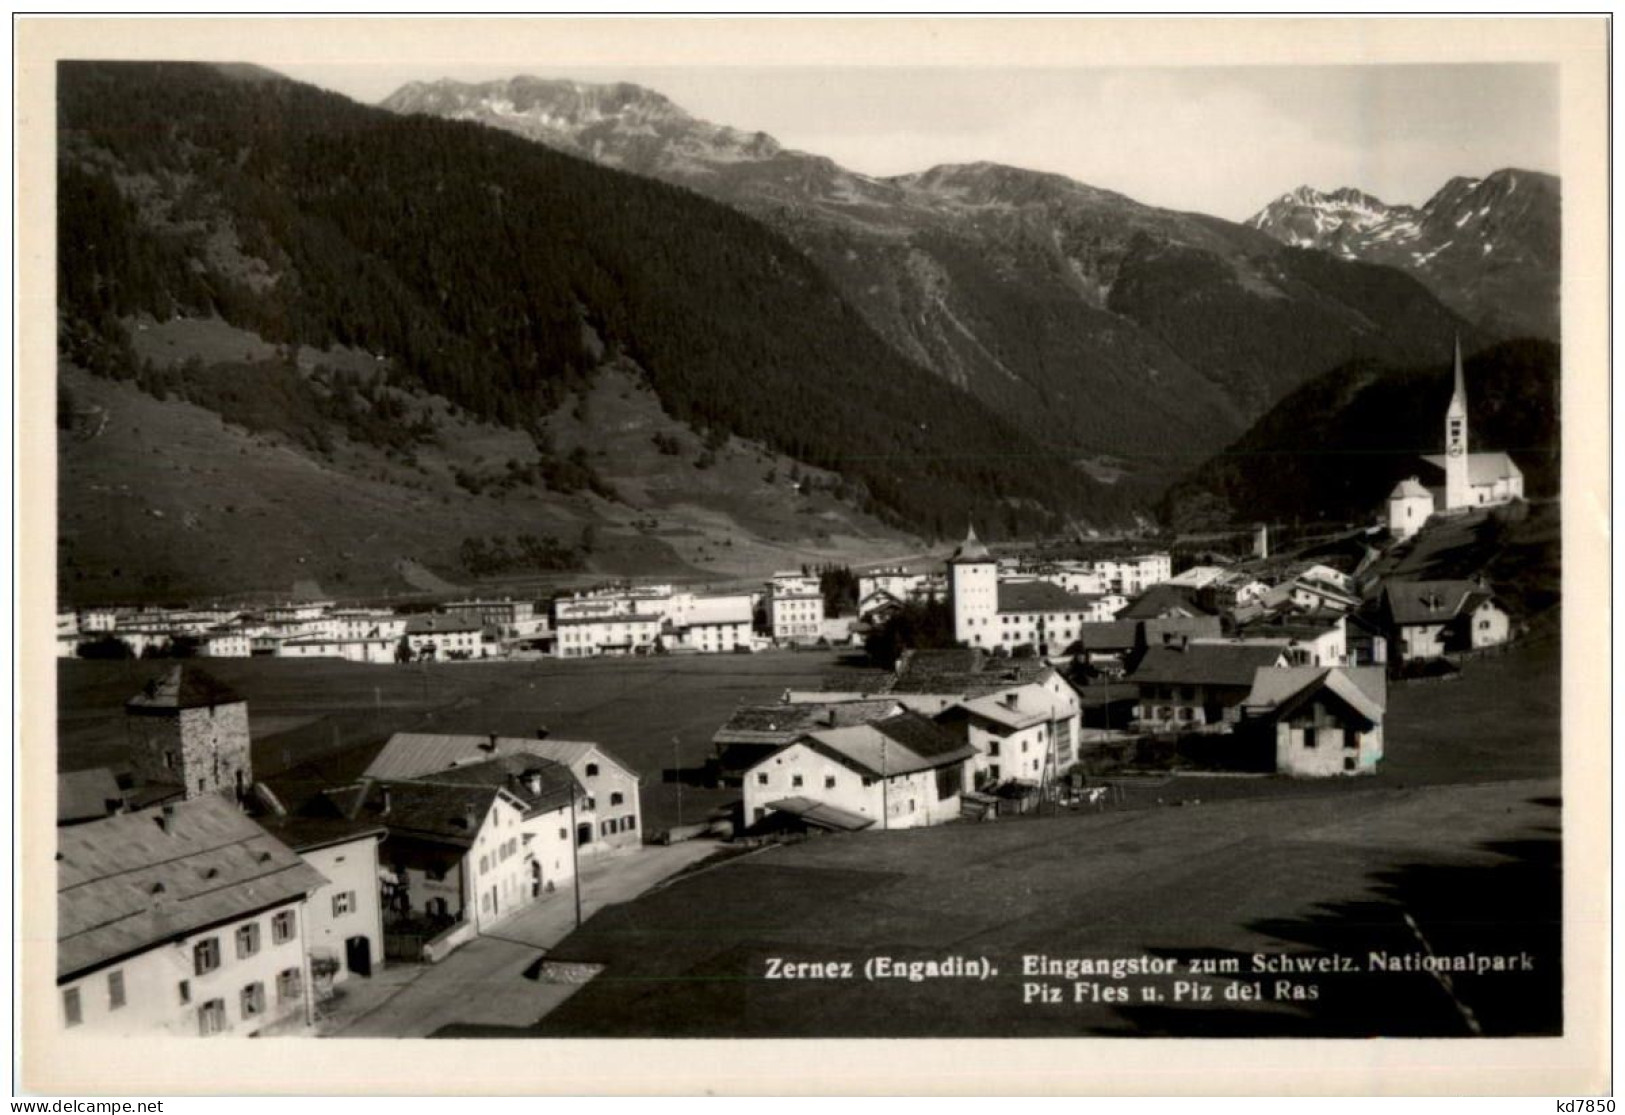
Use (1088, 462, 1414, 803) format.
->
(1003, 691, 1018, 709)
(379, 787, 392, 816)
(463, 806, 477, 831)
(525, 771, 543, 795)
(825, 708, 838, 727)
(535, 727, 550, 741)
(156, 803, 176, 834)
(481, 733, 498, 752)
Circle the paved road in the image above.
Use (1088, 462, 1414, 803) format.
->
(320, 840, 722, 1037)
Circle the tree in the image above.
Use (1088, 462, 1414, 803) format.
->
(395, 635, 413, 664)
(863, 598, 955, 670)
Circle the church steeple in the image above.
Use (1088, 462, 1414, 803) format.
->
(1444, 334, 1470, 509)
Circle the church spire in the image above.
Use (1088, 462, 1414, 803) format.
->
(1443, 334, 1470, 509)
(1450, 333, 1467, 414)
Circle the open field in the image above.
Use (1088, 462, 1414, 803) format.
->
(528, 778, 1559, 1038)
(57, 650, 882, 833)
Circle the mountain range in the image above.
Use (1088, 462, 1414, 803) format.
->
(381, 77, 1531, 488)
(1246, 171, 1559, 340)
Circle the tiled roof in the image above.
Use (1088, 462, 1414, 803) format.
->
(795, 712, 978, 778)
(712, 700, 905, 745)
(57, 796, 326, 980)
(882, 648, 1053, 697)
(407, 752, 581, 817)
(996, 581, 1102, 615)
(1116, 585, 1213, 621)
(124, 665, 243, 711)
(1072, 621, 1141, 651)
(1382, 580, 1494, 626)
(364, 732, 640, 783)
(1420, 452, 1523, 485)
(1242, 666, 1386, 724)
(1129, 644, 1289, 688)
(57, 768, 124, 825)
(250, 814, 387, 854)
(954, 684, 1071, 730)
(328, 780, 505, 846)
(763, 797, 874, 832)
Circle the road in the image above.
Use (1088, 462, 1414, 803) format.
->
(318, 839, 722, 1037)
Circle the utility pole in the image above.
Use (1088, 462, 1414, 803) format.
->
(673, 735, 684, 829)
(880, 730, 889, 831)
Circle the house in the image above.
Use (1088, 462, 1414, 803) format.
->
(1116, 584, 1216, 622)
(667, 594, 754, 653)
(767, 573, 824, 644)
(1380, 580, 1511, 661)
(364, 732, 641, 855)
(709, 699, 909, 785)
(1090, 553, 1174, 595)
(252, 815, 389, 986)
(57, 768, 125, 826)
(199, 628, 253, 658)
(56, 796, 326, 1036)
(1128, 643, 1292, 730)
(323, 779, 530, 934)
(742, 711, 979, 832)
(124, 666, 253, 804)
(441, 598, 536, 635)
(554, 610, 662, 658)
(1240, 666, 1387, 777)
(404, 614, 484, 660)
(280, 635, 397, 664)
(1204, 612, 1349, 667)
(327, 609, 409, 641)
(1165, 565, 1227, 589)
(1344, 612, 1390, 667)
(935, 681, 1082, 787)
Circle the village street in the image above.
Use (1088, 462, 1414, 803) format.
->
(316, 839, 723, 1037)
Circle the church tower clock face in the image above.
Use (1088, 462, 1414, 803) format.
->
(1448, 444, 1464, 457)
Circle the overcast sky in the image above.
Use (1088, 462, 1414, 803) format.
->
(278, 62, 1558, 221)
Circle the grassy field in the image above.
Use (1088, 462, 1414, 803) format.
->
(527, 779, 1559, 1038)
(57, 650, 883, 832)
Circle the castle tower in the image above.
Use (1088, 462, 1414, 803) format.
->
(1444, 335, 1470, 510)
(947, 523, 998, 648)
(125, 665, 252, 803)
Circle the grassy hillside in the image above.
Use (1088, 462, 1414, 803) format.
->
(58, 61, 1131, 539)
(1159, 338, 1559, 529)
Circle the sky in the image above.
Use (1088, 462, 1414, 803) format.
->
(277, 62, 1558, 222)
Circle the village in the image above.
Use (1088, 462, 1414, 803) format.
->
(52, 342, 1547, 1038)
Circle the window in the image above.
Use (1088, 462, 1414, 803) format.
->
(236, 922, 260, 959)
(791, 774, 804, 788)
(480, 855, 489, 875)
(277, 968, 302, 1003)
(625, 815, 636, 831)
(1302, 728, 1318, 750)
(610, 792, 624, 806)
(755, 773, 768, 786)
(988, 741, 1000, 757)
(1021, 741, 1028, 753)
(559, 828, 568, 840)
(585, 763, 599, 777)
(195, 937, 221, 975)
(824, 775, 836, 789)
(108, 970, 126, 1011)
(178, 980, 190, 1005)
(198, 999, 226, 1036)
(585, 797, 596, 811)
(63, 987, 82, 1027)
(332, 891, 356, 917)
(601, 821, 613, 837)
(1344, 756, 1358, 772)
(271, 910, 296, 945)
(241, 982, 265, 1019)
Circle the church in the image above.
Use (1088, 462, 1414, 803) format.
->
(1387, 338, 1524, 540)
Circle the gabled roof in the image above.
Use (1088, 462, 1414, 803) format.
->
(326, 780, 507, 846)
(1420, 452, 1524, 485)
(686, 595, 753, 626)
(1116, 585, 1213, 621)
(712, 700, 906, 746)
(763, 797, 874, 832)
(57, 768, 124, 825)
(996, 581, 1102, 615)
(1382, 580, 1497, 626)
(57, 796, 326, 980)
(791, 712, 978, 778)
(1389, 476, 1433, 500)
(882, 648, 1054, 697)
(1129, 643, 1290, 688)
(406, 752, 581, 817)
(954, 683, 1072, 730)
(1242, 666, 1387, 725)
(1071, 621, 1141, 651)
(125, 665, 243, 711)
(365, 732, 640, 782)
(251, 814, 388, 855)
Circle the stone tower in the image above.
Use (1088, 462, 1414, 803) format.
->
(947, 524, 998, 648)
(1444, 335, 1470, 510)
(125, 665, 252, 803)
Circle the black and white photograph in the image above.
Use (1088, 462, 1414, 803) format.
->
(17, 14, 1610, 1097)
